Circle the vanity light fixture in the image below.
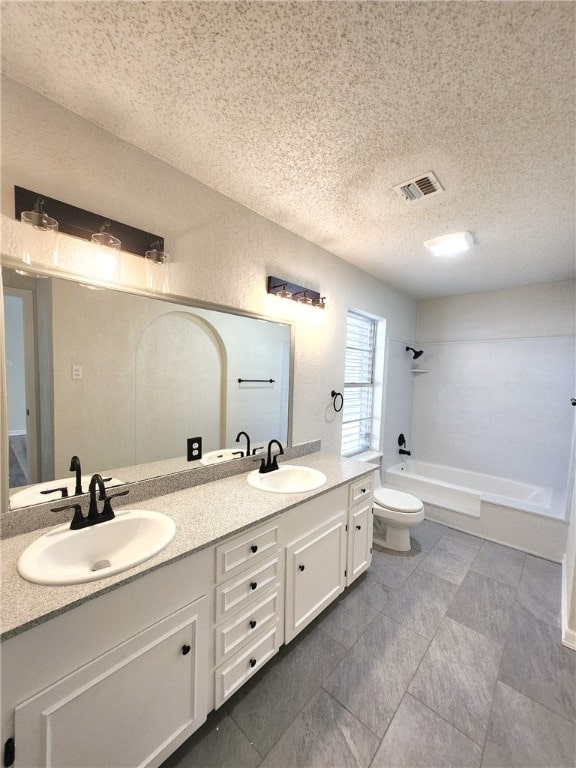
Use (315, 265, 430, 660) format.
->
(20, 197, 58, 231)
(423, 231, 474, 257)
(267, 276, 325, 308)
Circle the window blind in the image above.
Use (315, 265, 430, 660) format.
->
(341, 311, 377, 456)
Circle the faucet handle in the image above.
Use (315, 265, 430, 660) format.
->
(101, 489, 129, 520)
(52, 503, 85, 530)
(41, 486, 69, 499)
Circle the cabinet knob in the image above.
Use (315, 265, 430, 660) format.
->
(361, 488, 366, 494)
(249, 658, 257, 668)
(181, 644, 191, 656)
(250, 581, 258, 590)
(249, 619, 257, 629)
(298, 564, 305, 572)
(356, 524, 362, 530)
(251, 544, 258, 553)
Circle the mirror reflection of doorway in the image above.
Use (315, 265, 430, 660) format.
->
(4, 288, 38, 487)
(135, 312, 225, 464)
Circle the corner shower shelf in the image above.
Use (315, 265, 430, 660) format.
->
(410, 368, 428, 374)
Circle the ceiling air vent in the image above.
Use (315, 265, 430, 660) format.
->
(393, 172, 443, 203)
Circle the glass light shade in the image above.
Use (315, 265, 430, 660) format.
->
(21, 209, 58, 231)
(91, 231, 121, 250)
(144, 248, 170, 292)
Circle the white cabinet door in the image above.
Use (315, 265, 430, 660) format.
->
(14, 597, 209, 768)
(347, 501, 373, 586)
(285, 512, 347, 643)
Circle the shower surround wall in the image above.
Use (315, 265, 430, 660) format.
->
(413, 281, 576, 517)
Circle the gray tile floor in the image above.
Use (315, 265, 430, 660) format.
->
(161, 520, 576, 768)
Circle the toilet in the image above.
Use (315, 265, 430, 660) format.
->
(372, 484, 425, 552)
(358, 454, 424, 552)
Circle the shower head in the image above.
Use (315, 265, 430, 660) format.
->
(406, 346, 424, 360)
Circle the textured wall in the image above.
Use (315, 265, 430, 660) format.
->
(0, 78, 417, 460)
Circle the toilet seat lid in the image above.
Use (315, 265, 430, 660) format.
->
(374, 488, 423, 513)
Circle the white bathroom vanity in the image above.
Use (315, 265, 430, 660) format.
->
(0, 453, 374, 768)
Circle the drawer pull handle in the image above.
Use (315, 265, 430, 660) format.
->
(298, 564, 305, 572)
(249, 658, 257, 668)
(250, 582, 258, 590)
(356, 524, 362, 530)
(249, 619, 257, 629)
(251, 545, 258, 553)
(181, 644, 191, 656)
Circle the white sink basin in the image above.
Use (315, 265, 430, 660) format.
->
(247, 465, 327, 493)
(17, 510, 176, 586)
(200, 448, 244, 466)
(9, 476, 125, 510)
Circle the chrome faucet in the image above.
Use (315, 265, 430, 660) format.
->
(258, 440, 284, 473)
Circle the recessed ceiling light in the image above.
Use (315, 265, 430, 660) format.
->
(423, 231, 474, 257)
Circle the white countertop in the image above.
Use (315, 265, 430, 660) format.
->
(0, 452, 374, 641)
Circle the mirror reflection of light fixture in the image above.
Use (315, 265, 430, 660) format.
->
(20, 197, 58, 231)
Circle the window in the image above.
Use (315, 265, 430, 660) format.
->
(341, 310, 378, 456)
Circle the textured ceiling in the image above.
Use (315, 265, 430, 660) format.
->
(1, 1, 574, 299)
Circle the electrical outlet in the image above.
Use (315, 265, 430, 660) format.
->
(187, 437, 202, 461)
(72, 365, 83, 380)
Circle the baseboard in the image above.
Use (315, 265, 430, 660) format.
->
(561, 554, 576, 650)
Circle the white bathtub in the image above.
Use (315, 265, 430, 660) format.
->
(385, 460, 567, 561)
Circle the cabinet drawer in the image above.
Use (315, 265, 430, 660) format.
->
(215, 555, 280, 623)
(348, 474, 374, 507)
(214, 622, 280, 708)
(215, 588, 280, 665)
(215, 523, 279, 583)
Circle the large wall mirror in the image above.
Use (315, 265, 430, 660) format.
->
(2, 267, 292, 507)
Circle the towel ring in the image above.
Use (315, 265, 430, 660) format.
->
(331, 390, 344, 413)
